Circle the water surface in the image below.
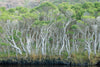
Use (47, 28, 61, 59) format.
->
(0, 65, 99, 67)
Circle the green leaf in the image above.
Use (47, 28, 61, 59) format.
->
(71, 24, 79, 29)
(0, 42, 10, 46)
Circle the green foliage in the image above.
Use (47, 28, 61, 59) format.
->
(58, 3, 76, 18)
(8, 30, 20, 43)
(86, 8, 95, 15)
(77, 20, 84, 24)
(58, 2, 71, 14)
(0, 26, 3, 33)
(76, 10, 84, 20)
(71, 24, 79, 29)
(49, 37, 53, 41)
(66, 31, 74, 34)
(82, 15, 95, 19)
(97, 12, 100, 16)
(30, 8, 37, 13)
(82, 2, 95, 9)
(0, 15, 10, 21)
(71, 4, 85, 19)
(35, 2, 58, 12)
(94, 2, 100, 8)
(62, 51, 68, 58)
(0, 42, 10, 46)
(32, 20, 50, 27)
(14, 16, 23, 21)
(0, 11, 13, 21)
(0, 2, 99, 21)
(77, 38, 84, 42)
(16, 7, 23, 10)
(0, 7, 6, 12)
(8, 8, 15, 13)
(71, 3, 82, 10)
(71, 52, 89, 64)
(16, 7, 28, 13)
(97, 7, 100, 11)
(21, 12, 38, 22)
(58, 2, 71, 10)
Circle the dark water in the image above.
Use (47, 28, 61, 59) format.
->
(0, 65, 99, 67)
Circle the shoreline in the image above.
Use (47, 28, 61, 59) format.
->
(0, 57, 100, 66)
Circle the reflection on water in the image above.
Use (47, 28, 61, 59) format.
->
(0, 65, 99, 67)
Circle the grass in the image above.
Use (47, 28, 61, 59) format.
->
(0, 51, 27, 58)
(89, 53, 100, 65)
(70, 52, 90, 64)
(31, 53, 61, 62)
(0, 51, 100, 65)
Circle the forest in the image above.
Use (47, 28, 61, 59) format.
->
(0, 0, 100, 65)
